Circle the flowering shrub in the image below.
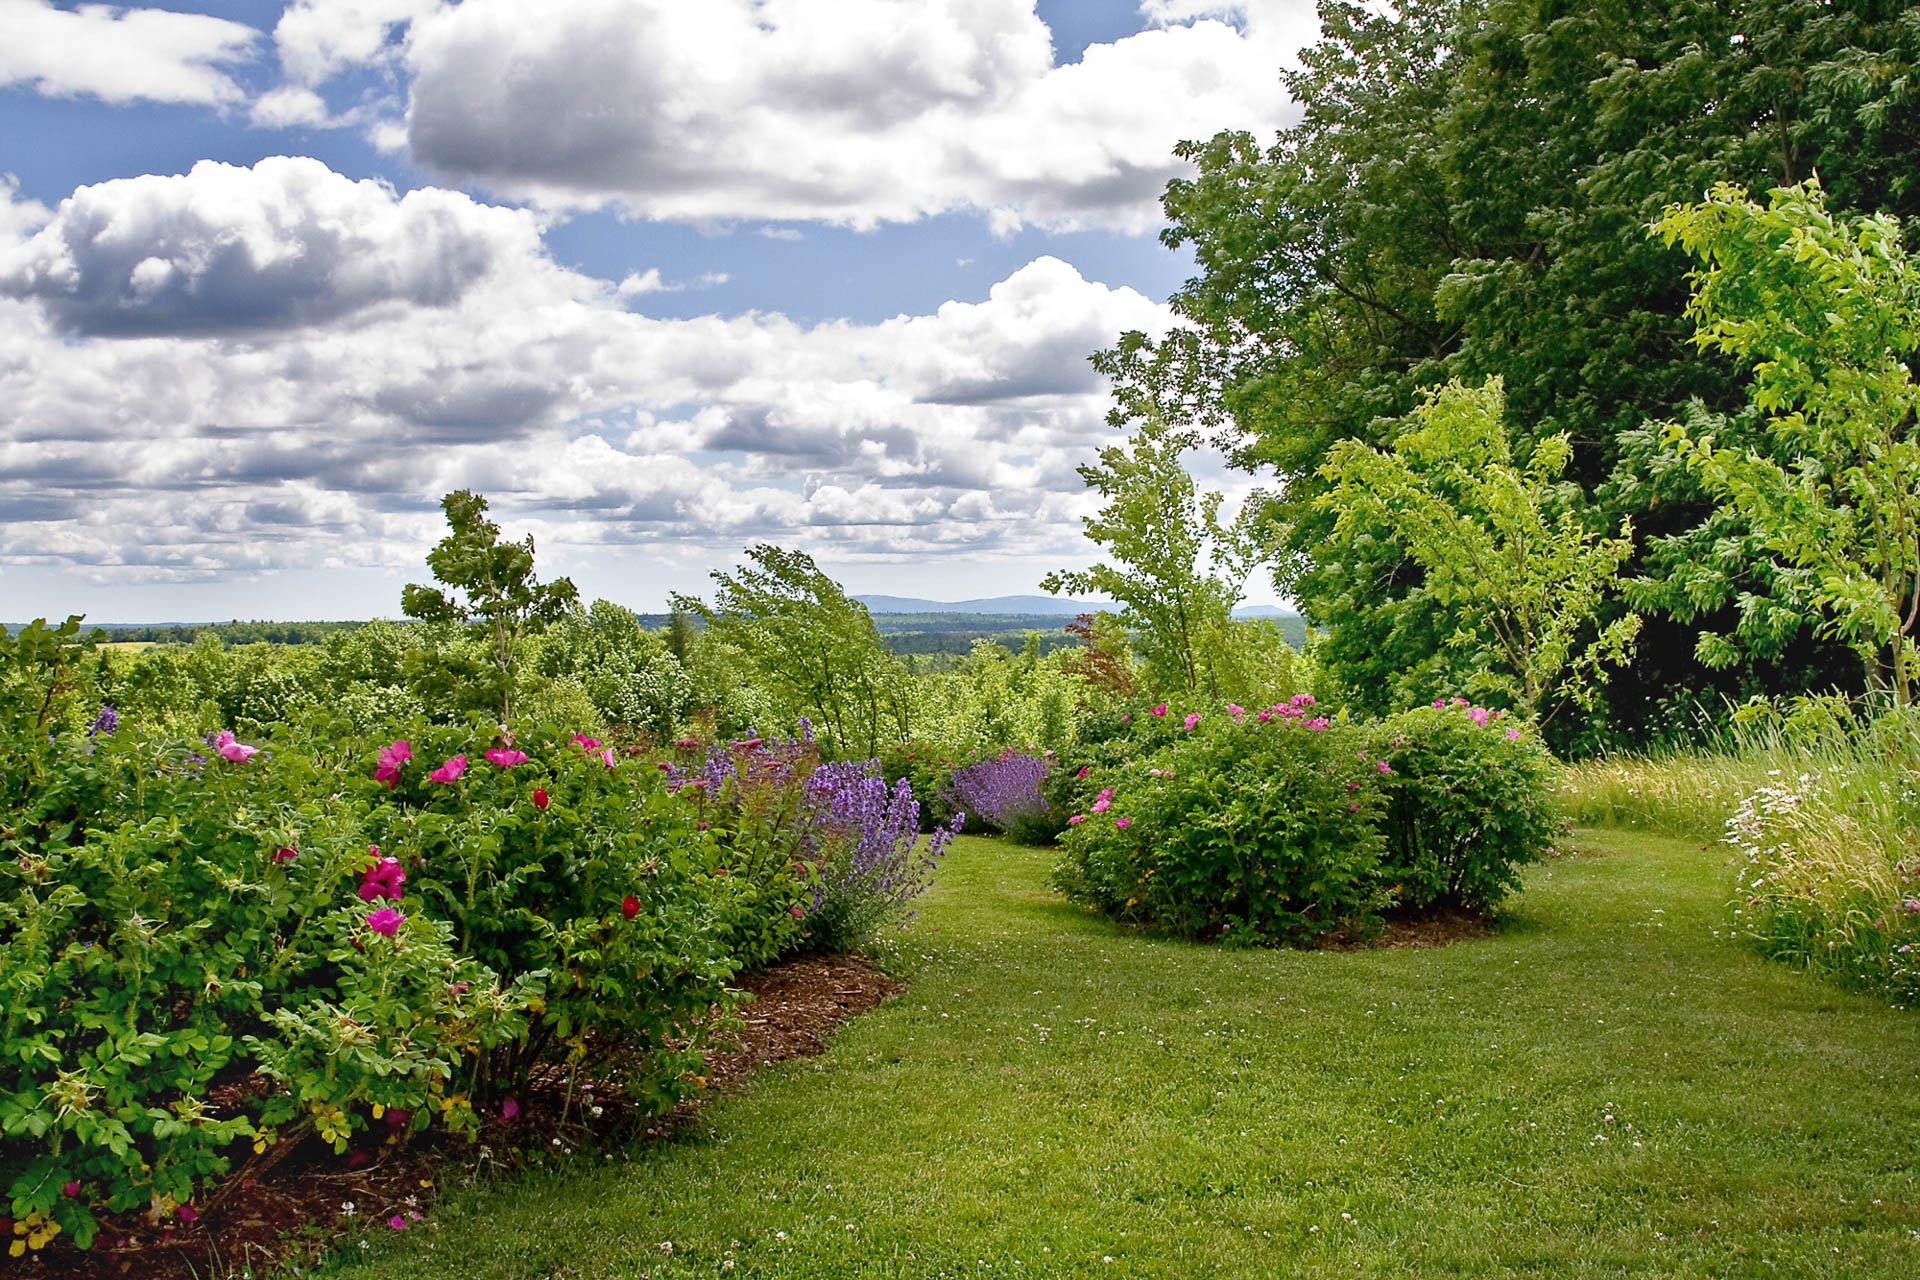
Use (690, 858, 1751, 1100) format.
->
(0, 707, 749, 1254)
(364, 722, 737, 1109)
(947, 750, 1057, 844)
(875, 741, 963, 831)
(1052, 694, 1561, 944)
(668, 734, 828, 967)
(1368, 699, 1559, 911)
(0, 723, 528, 1253)
(1053, 705, 1389, 944)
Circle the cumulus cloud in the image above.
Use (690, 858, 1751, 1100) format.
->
(394, 0, 1307, 232)
(0, 0, 260, 106)
(272, 0, 439, 87)
(0, 157, 553, 336)
(249, 85, 333, 129)
(0, 161, 1173, 585)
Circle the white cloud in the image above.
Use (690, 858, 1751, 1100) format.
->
(616, 268, 731, 298)
(272, 0, 439, 87)
(249, 85, 333, 129)
(394, 0, 1308, 232)
(0, 0, 260, 106)
(0, 162, 1174, 586)
(0, 157, 553, 336)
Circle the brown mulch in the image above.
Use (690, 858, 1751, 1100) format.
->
(13, 954, 899, 1280)
(1320, 906, 1494, 951)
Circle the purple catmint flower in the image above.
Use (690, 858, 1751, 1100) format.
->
(88, 704, 118, 737)
(668, 722, 953, 949)
(947, 752, 1054, 840)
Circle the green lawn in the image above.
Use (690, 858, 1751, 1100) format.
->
(322, 831, 1920, 1278)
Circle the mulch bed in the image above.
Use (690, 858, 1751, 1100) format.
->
(14, 954, 899, 1280)
(1321, 906, 1494, 951)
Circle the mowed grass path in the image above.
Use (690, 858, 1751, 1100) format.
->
(326, 832, 1920, 1278)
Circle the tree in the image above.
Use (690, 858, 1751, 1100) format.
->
(1098, 0, 1919, 737)
(1321, 377, 1641, 718)
(401, 490, 578, 720)
(1041, 416, 1267, 699)
(675, 545, 908, 758)
(1655, 180, 1920, 703)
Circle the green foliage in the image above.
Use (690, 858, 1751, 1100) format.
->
(1370, 701, 1560, 912)
(532, 601, 691, 739)
(1042, 417, 1267, 699)
(1320, 378, 1641, 718)
(906, 638, 1087, 764)
(0, 699, 830, 1251)
(678, 545, 909, 759)
(0, 723, 521, 1252)
(1654, 180, 1920, 703)
(1101, 0, 1920, 740)
(401, 490, 580, 720)
(1052, 710, 1389, 945)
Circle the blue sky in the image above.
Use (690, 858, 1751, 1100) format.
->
(0, 0, 1318, 620)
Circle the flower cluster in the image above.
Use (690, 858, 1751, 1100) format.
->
(356, 848, 405, 902)
(947, 751, 1054, 843)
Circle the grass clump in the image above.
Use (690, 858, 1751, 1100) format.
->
(1561, 702, 1920, 1002)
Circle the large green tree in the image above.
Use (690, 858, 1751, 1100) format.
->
(1101, 0, 1920, 742)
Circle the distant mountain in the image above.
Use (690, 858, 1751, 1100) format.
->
(1232, 605, 1301, 620)
(856, 594, 1101, 616)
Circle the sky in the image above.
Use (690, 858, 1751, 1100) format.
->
(0, 0, 1321, 621)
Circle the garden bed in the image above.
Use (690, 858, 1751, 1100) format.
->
(14, 954, 897, 1280)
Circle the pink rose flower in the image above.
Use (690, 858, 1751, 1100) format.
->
(212, 730, 258, 763)
(573, 734, 602, 750)
(1150, 703, 1167, 717)
(1068, 814, 1085, 825)
(428, 755, 467, 783)
(484, 747, 529, 768)
(373, 739, 411, 788)
(1115, 817, 1131, 829)
(1183, 713, 1201, 731)
(365, 906, 405, 936)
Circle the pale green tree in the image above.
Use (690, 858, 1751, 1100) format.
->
(676, 544, 909, 758)
(1655, 180, 1920, 704)
(1043, 417, 1268, 698)
(1319, 377, 1640, 718)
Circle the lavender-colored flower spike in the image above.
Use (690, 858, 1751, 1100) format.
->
(88, 704, 119, 737)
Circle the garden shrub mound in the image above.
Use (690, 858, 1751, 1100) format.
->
(1052, 696, 1556, 945)
(0, 691, 950, 1260)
